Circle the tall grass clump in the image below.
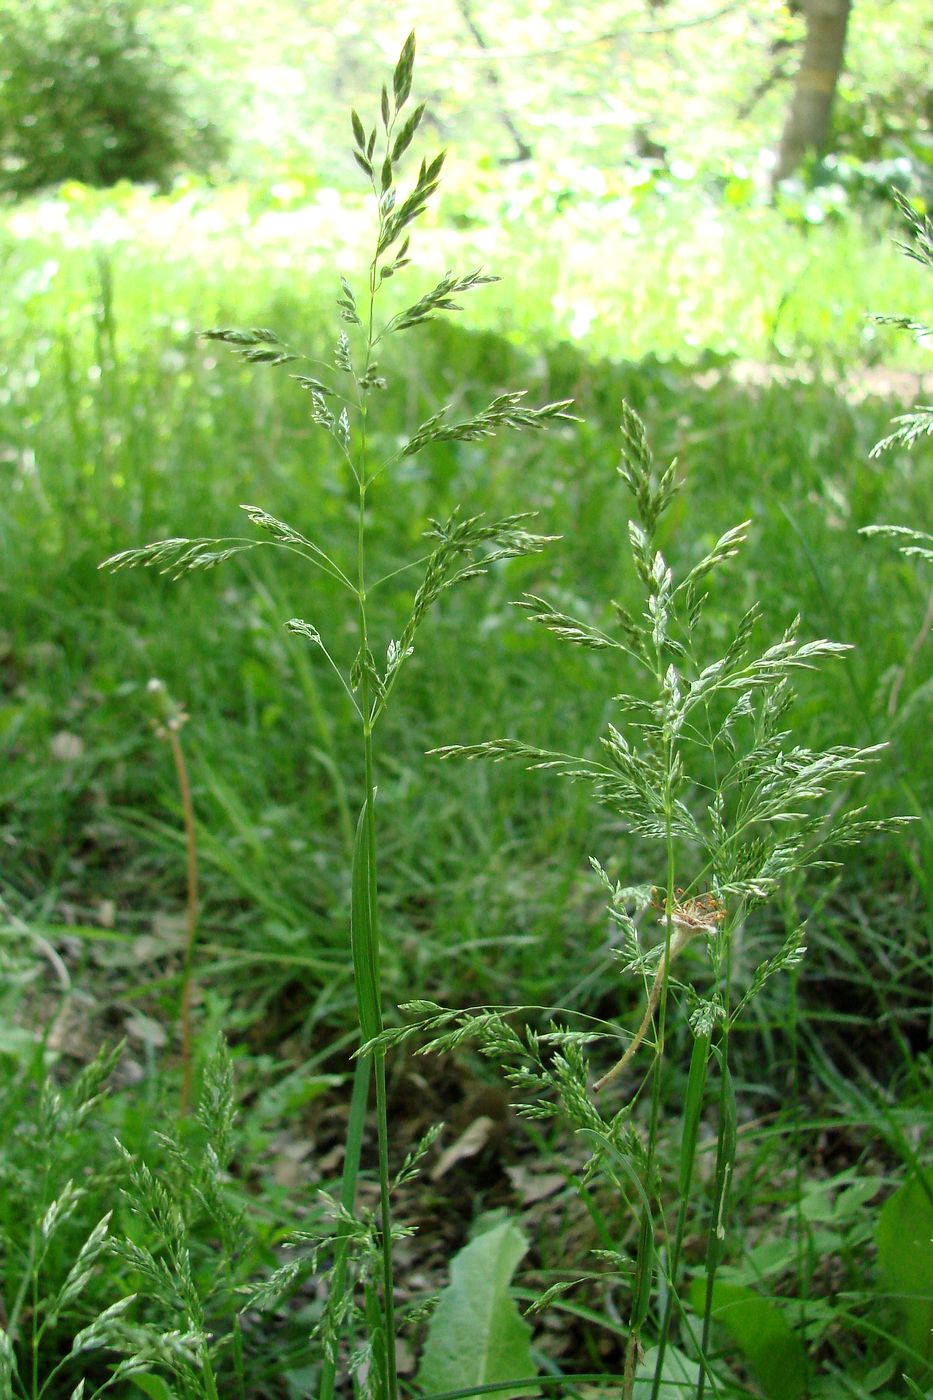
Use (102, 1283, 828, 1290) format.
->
(0, 1037, 285, 1398)
(101, 33, 574, 1398)
(862, 192, 933, 638)
(382, 401, 904, 1394)
(861, 190, 933, 1039)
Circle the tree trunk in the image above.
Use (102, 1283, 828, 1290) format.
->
(454, 0, 533, 163)
(772, 0, 852, 185)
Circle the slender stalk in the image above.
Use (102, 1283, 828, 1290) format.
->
(222, 1252, 246, 1400)
(649, 1046, 710, 1400)
(7, 1223, 38, 1346)
(787, 959, 810, 1393)
(31, 1269, 39, 1400)
(625, 662, 677, 1400)
(374, 1050, 398, 1396)
(96, 38, 572, 1395)
(145, 678, 201, 1116)
(696, 982, 735, 1400)
(168, 725, 200, 1117)
(200, 1355, 220, 1400)
(320, 1055, 372, 1400)
(360, 704, 398, 1400)
(327, 220, 399, 1398)
(697, 1057, 728, 1398)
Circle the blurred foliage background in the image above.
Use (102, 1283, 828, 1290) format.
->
(1, 1, 930, 202)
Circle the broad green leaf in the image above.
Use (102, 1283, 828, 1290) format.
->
(0, 1025, 38, 1057)
(688, 1278, 806, 1400)
(416, 1216, 540, 1398)
(876, 1170, 933, 1370)
(0, 1324, 15, 1397)
(130, 1377, 174, 1400)
(634, 1343, 700, 1398)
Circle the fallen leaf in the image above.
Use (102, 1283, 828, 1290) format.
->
(151, 912, 187, 946)
(51, 731, 84, 761)
(317, 1142, 346, 1173)
(124, 1012, 167, 1049)
(431, 1116, 495, 1180)
(270, 1134, 314, 1188)
(396, 1339, 415, 1375)
(506, 1166, 566, 1204)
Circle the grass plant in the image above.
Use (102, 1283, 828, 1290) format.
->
(387, 400, 901, 1395)
(146, 678, 201, 1116)
(100, 34, 574, 1398)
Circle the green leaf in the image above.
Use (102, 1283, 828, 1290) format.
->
(350, 805, 381, 1045)
(130, 1377, 174, 1400)
(687, 1278, 806, 1400)
(0, 1325, 15, 1392)
(679, 1030, 710, 1197)
(416, 1216, 540, 1397)
(709, 1050, 737, 1268)
(634, 1343, 700, 1398)
(876, 1170, 933, 1370)
(630, 1209, 654, 1331)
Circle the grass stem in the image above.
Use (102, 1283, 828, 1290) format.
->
(168, 725, 200, 1117)
(696, 1031, 735, 1400)
(320, 1053, 372, 1400)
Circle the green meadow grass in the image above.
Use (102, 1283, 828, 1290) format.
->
(2, 234, 929, 1011)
